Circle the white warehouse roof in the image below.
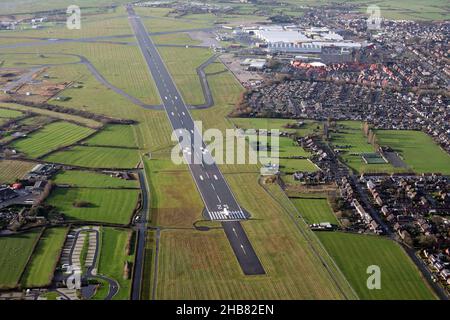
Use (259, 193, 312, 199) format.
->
(255, 30, 310, 43)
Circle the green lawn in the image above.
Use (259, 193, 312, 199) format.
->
(85, 125, 138, 148)
(276, 136, 311, 158)
(11, 121, 95, 158)
(53, 170, 139, 188)
(45, 146, 140, 169)
(97, 227, 135, 300)
(0, 229, 41, 289)
(21, 227, 68, 288)
(376, 130, 450, 175)
(316, 232, 436, 300)
(290, 196, 339, 224)
(279, 158, 318, 173)
(47, 188, 139, 224)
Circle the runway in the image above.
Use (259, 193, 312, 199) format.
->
(127, 5, 265, 276)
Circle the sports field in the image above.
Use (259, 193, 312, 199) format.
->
(376, 130, 450, 175)
(53, 170, 139, 189)
(46, 188, 139, 224)
(0, 159, 34, 183)
(316, 232, 436, 300)
(0, 229, 41, 289)
(97, 227, 135, 300)
(290, 196, 339, 225)
(10, 121, 95, 158)
(45, 146, 140, 169)
(21, 227, 68, 288)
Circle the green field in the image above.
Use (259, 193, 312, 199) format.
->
(97, 227, 135, 300)
(279, 158, 318, 173)
(376, 130, 450, 175)
(0, 159, 34, 183)
(144, 158, 203, 228)
(21, 227, 68, 288)
(0, 107, 23, 118)
(85, 125, 137, 148)
(0, 102, 103, 128)
(231, 118, 322, 137)
(158, 47, 212, 105)
(47, 188, 139, 224)
(316, 232, 436, 299)
(0, 229, 41, 289)
(331, 121, 396, 173)
(45, 146, 140, 169)
(11, 121, 95, 158)
(290, 196, 339, 224)
(53, 170, 139, 188)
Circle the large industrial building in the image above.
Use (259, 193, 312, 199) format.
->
(243, 25, 363, 54)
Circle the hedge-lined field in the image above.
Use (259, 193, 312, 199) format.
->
(0, 160, 34, 183)
(53, 170, 139, 189)
(45, 146, 140, 169)
(85, 125, 137, 148)
(21, 227, 68, 288)
(47, 187, 139, 224)
(0, 230, 41, 289)
(290, 196, 339, 225)
(11, 121, 95, 158)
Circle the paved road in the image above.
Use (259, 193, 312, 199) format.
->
(127, 5, 265, 276)
(131, 169, 150, 300)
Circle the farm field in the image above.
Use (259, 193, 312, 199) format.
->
(376, 130, 450, 175)
(281, 0, 449, 20)
(316, 232, 436, 300)
(290, 196, 339, 225)
(53, 170, 139, 189)
(330, 121, 396, 174)
(97, 227, 135, 300)
(21, 227, 68, 288)
(44, 146, 140, 169)
(46, 187, 139, 224)
(11, 121, 95, 158)
(0, 159, 34, 183)
(0, 229, 41, 289)
(0, 102, 102, 128)
(0, 107, 23, 118)
(0, 6, 133, 39)
(85, 125, 138, 148)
